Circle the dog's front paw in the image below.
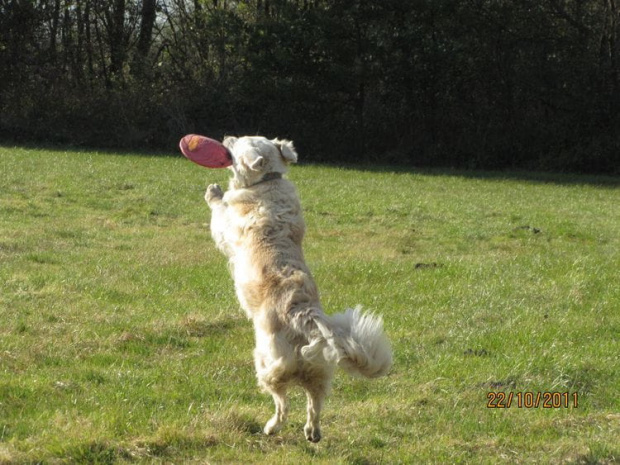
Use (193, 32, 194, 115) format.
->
(205, 184, 224, 205)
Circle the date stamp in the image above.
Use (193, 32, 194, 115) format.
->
(487, 391, 578, 409)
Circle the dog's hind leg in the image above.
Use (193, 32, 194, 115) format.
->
(254, 321, 292, 436)
(263, 384, 289, 435)
(303, 386, 325, 442)
(301, 371, 331, 443)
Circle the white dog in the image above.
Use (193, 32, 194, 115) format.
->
(204, 136, 392, 442)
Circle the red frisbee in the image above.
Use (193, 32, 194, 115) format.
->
(179, 134, 232, 168)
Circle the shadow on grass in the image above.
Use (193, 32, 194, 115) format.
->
(4, 142, 618, 187)
(317, 162, 620, 188)
(0, 139, 176, 159)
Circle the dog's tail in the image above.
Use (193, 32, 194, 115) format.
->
(300, 306, 392, 378)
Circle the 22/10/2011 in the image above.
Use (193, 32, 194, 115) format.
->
(487, 391, 579, 409)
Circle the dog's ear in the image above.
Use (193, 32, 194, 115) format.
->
(272, 138, 298, 164)
(249, 156, 265, 171)
(223, 136, 238, 150)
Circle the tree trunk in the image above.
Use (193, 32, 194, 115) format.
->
(109, 0, 126, 80)
(134, 0, 157, 76)
(49, 0, 61, 62)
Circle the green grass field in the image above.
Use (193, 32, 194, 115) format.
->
(1, 146, 619, 464)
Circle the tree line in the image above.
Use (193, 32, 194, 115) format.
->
(1, 0, 618, 173)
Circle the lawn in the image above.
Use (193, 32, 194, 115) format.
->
(1, 146, 618, 464)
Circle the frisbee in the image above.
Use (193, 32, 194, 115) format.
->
(179, 134, 232, 168)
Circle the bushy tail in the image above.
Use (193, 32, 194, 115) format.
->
(301, 306, 392, 378)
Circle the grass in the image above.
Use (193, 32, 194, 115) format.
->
(1, 145, 619, 464)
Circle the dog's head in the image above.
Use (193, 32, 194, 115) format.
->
(223, 136, 298, 188)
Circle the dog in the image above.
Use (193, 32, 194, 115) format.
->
(204, 136, 392, 442)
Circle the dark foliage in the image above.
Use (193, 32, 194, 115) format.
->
(1, 0, 618, 173)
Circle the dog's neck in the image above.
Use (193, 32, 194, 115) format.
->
(252, 172, 282, 186)
(231, 171, 283, 190)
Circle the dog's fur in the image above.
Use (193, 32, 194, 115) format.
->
(204, 136, 392, 442)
